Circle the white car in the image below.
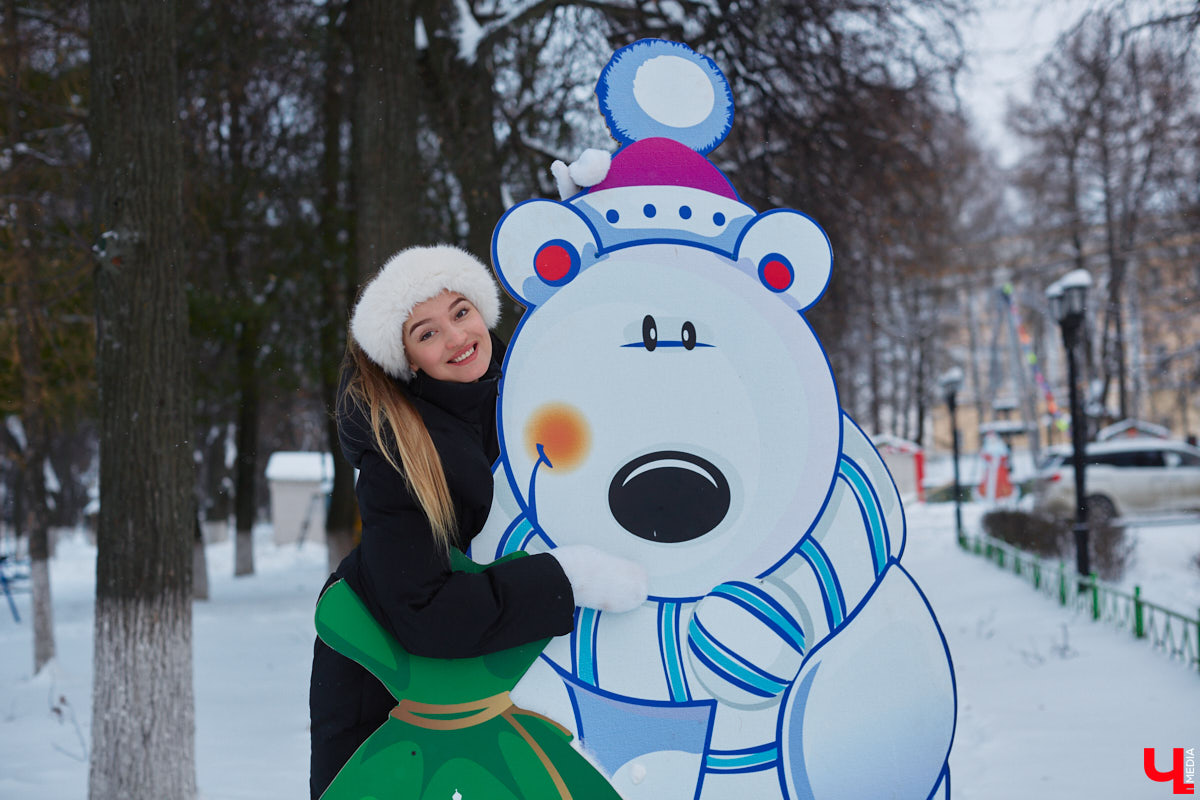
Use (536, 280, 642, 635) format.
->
(1033, 437, 1200, 521)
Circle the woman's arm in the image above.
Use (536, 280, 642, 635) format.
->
(349, 450, 576, 659)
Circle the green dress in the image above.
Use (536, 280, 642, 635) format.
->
(314, 550, 622, 800)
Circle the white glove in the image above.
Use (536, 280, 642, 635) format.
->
(550, 159, 578, 201)
(550, 149, 611, 200)
(550, 544, 648, 613)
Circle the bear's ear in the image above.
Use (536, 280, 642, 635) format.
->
(733, 209, 832, 311)
(491, 199, 602, 308)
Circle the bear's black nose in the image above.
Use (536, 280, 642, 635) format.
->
(608, 451, 730, 543)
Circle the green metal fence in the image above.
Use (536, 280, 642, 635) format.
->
(958, 531, 1200, 673)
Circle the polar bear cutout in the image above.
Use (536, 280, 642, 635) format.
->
(472, 39, 956, 800)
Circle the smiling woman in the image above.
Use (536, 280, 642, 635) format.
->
(402, 292, 493, 382)
(309, 244, 649, 799)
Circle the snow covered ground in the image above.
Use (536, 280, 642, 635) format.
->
(1, 503, 1198, 799)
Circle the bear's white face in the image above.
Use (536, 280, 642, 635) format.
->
(498, 244, 841, 600)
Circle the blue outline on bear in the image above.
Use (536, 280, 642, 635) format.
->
(473, 38, 956, 800)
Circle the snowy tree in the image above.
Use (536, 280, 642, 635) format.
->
(178, 0, 336, 576)
(351, 0, 428, 275)
(1010, 9, 1199, 421)
(588, 0, 973, 430)
(314, 1, 358, 571)
(1, 0, 92, 675)
(88, 0, 196, 797)
(4, 1, 56, 674)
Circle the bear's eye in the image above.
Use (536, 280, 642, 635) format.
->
(682, 321, 696, 350)
(642, 314, 657, 351)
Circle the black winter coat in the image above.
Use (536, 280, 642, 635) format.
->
(309, 344, 575, 798)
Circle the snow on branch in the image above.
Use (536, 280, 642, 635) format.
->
(452, 0, 485, 62)
(512, 132, 578, 164)
(11, 142, 68, 168)
(464, 0, 643, 62)
(5, 416, 28, 452)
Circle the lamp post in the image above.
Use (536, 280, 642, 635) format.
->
(1046, 270, 1093, 580)
(939, 366, 965, 542)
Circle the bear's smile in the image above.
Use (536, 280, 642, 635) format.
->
(608, 451, 731, 542)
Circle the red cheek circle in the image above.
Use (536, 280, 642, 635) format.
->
(534, 240, 580, 286)
(759, 254, 794, 293)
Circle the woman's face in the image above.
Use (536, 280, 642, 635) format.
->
(403, 290, 493, 382)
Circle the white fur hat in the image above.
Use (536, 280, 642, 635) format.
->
(350, 245, 502, 380)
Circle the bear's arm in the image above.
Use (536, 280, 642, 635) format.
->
(839, 413, 906, 560)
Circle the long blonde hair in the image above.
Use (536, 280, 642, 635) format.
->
(339, 339, 457, 553)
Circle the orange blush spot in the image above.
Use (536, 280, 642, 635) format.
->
(525, 403, 591, 472)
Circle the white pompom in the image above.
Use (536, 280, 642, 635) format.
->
(567, 148, 612, 188)
(633, 55, 715, 128)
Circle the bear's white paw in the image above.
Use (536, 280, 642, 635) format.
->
(551, 544, 648, 613)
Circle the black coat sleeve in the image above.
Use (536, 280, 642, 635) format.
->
(348, 450, 576, 659)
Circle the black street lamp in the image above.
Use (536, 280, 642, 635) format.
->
(939, 366, 965, 542)
(1046, 271, 1093, 580)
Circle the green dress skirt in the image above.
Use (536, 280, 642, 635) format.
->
(314, 550, 622, 800)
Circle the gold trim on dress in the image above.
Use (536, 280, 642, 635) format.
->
(390, 693, 513, 730)
(389, 693, 574, 799)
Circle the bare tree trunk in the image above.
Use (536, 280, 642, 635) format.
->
(215, 40, 260, 577)
(88, 0, 196, 797)
(867, 265, 882, 434)
(7, 0, 55, 675)
(914, 329, 929, 446)
(351, 0, 425, 279)
(324, 421, 358, 572)
(341, 0, 432, 566)
(1003, 286, 1041, 463)
(1100, 277, 1127, 420)
(1179, 357, 1192, 436)
(1127, 258, 1146, 421)
(233, 315, 260, 576)
(424, 1, 505, 261)
(450, 125, 520, 330)
(964, 284, 985, 430)
(24, 425, 54, 669)
(13, 253, 55, 678)
(901, 327, 916, 442)
(30, 555, 54, 662)
(317, 2, 358, 573)
(1099, 122, 1130, 420)
(886, 293, 901, 437)
(193, 514, 209, 601)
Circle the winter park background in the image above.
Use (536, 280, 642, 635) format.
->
(5, 0, 1200, 797)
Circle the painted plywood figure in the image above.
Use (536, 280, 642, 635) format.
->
(314, 550, 623, 799)
(473, 39, 957, 800)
